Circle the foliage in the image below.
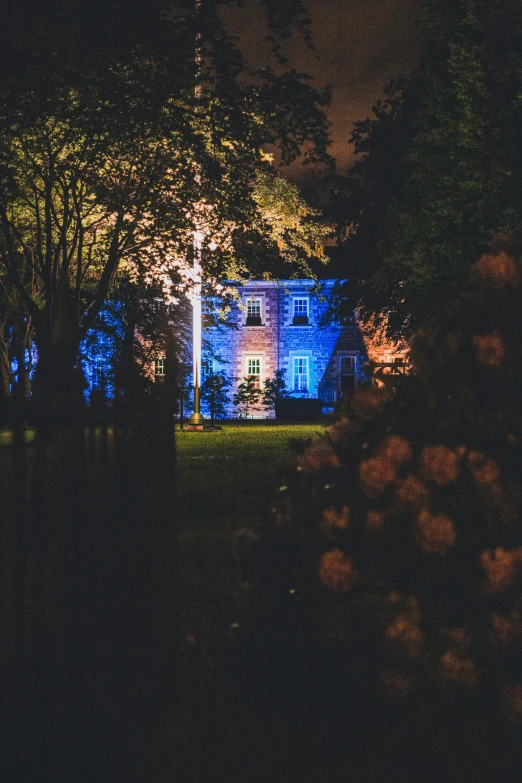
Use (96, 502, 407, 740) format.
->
(331, 0, 522, 335)
(377, 0, 522, 327)
(238, 169, 331, 280)
(232, 376, 263, 418)
(201, 371, 232, 421)
(261, 369, 290, 412)
(0, 284, 34, 422)
(0, 0, 332, 417)
(80, 303, 124, 406)
(254, 243, 522, 738)
(330, 78, 416, 267)
(328, 78, 419, 331)
(0, 420, 178, 781)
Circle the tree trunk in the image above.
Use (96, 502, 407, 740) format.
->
(165, 311, 178, 418)
(0, 304, 33, 425)
(33, 282, 85, 424)
(0, 316, 12, 424)
(0, 349, 11, 425)
(114, 303, 139, 411)
(11, 316, 27, 428)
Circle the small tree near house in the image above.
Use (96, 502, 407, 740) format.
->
(233, 377, 263, 419)
(261, 369, 290, 415)
(201, 372, 232, 425)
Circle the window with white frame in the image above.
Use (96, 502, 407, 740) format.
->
(340, 356, 356, 375)
(246, 356, 262, 389)
(154, 357, 165, 378)
(292, 297, 309, 325)
(293, 356, 309, 391)
(245, 296, 263, 325)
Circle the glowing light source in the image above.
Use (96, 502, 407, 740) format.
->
(188, 229, 204, 428)
(187, 0, 205, 429)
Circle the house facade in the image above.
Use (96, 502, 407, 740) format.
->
(80, 278, 410, 415)
(203, 279, 369, 418)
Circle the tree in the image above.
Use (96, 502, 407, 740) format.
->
(201, 371, 231, 424)
(384, 0, 522, 328)
(332, 0, 522, 335)
(245, 242, 522, 774)
(0, 0, 332, 419)
(328, 78, 419, 331)
(261, 369, 290, 414)
(0, 283, 35, 424)
(233, 376, 263, 419)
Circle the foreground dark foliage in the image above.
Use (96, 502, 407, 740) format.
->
(0, 419, 178, 782)
(233, 243, 522, 781)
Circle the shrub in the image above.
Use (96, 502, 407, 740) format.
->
(261, 369, 290, 414)
(275, 397, 323, 420)
(245, 242, 522, 747)
(232, 376, 263, 418)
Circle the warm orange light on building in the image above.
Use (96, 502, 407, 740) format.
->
(358, 313, 410, 388)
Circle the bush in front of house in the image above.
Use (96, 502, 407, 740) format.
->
(234, 241, 522, 778)
(275, 396, 323, 420)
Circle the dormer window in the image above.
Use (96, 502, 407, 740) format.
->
(340, 356, 356, 375)
(339, 312, 356, 326)
(292, 297, 309, 325)
(245, 296, 263, 326)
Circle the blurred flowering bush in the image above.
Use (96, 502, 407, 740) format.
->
(259, 241, 522, 729)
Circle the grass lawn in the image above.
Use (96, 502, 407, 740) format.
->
(162, 422, 325, 780)
(175, 421, 324, 643)
(176, 421, 323, 528)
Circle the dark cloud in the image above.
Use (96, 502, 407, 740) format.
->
(222, 0, 421, 175)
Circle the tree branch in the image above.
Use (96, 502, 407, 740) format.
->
(80, 219, 123, 334)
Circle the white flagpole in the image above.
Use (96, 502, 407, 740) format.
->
(188, 0, 204, 428)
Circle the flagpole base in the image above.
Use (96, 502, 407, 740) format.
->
(187, 410, 205, 430)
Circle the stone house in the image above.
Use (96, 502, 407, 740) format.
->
(202, 279, 369, 418)
(80, 278, 410, 414)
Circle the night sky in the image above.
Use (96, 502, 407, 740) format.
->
(222, 0, 421, 176)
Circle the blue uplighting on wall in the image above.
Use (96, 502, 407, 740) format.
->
(80, 304, 125, 403)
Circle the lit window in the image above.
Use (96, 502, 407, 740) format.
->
(154, 358, 165, 377)
(293, 356, 309, 391)
(203, 304, 216, 327)
(245, 297, 263, 326)
(202, 359, 213, 379)
(246, 357, 261, 388)
(387, 356, 406, 374)
(340, 356, 356, 375)
(293, 298, 309, 325)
